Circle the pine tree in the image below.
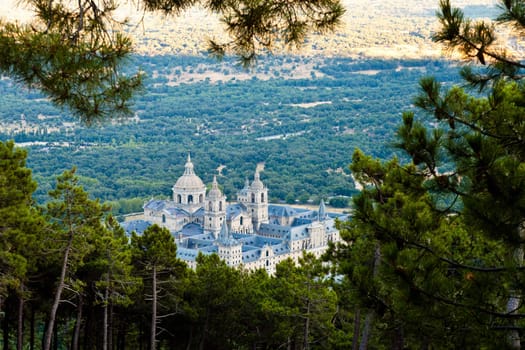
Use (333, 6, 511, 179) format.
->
(184, 253, 247, 350)
(262, 254, 338, 350)
(80, 215, 139, 350)
(0, 141, 46, 350)
(42, 168, 109, 350)
(0, 141, 37, 304)
(131, 224, 185, 350)
(331, 1, 525, 348)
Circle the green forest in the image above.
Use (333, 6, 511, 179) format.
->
(0, 148, 348, 349)
(0, 55, 461, 212)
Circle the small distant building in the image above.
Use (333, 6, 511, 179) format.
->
(123, 155, 346, 274)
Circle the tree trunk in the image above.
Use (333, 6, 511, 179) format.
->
(393, 325, 404, 350)
(3, 304, 9, 350)
(30, 304, 35, 350)
(359, 313, 374, 350)
(185, 326, 193, 350)
(72, 293, 83, 350)
(359, 244, 381, 350)
(53, 323, 58, 350)
(151, 264, 157, 350)
(303, 285, 311, 350)
(199, 309, 210, 350)
(108, 300, 114, 350)
(43, 234, 74, 350)
(103, 285, 109, 350)
(506, 223, 525, 349)
(117, 319, 126, 350)
(352, 309, 361, 350)
(17, 292, 24, 350)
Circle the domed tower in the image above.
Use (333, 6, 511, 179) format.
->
(172, 154, 206, 214)
(204, 176, 227, 238)
(246, 170, 269, 230)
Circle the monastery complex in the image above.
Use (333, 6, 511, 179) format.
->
(123, 155, 346, 274)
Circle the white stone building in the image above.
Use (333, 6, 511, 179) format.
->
(123, 155, 346, 274)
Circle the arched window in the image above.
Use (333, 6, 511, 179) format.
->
(240, 216, 243, 225)
(162, 214, 166, 223)
(251, 193, 255, 203)
(219, 201, 223, 211)
(188, 195, 193, 203)
(199, 194, 203, 203)
(261, 193, 265, 203)
(177, 194, 182, 203)
(209, 201, 213, 211)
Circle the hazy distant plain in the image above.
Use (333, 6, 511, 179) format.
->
(1, 0, 498, 58)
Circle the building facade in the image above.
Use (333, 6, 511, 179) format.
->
(123, 155, 346, 274)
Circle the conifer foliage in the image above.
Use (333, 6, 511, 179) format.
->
(330, 0, 525, 348)
(0, 149, 345, 348)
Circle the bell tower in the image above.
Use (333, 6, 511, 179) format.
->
(246, 170, 269, 230)
(204, 176, 226, 238)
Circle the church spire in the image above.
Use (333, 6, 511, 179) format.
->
(218, 223, 237, 246)
(219, 222, 228, 241)
(184, 153, 195, 175)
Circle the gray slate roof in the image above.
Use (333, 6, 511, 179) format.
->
(121, 220, 152, 236)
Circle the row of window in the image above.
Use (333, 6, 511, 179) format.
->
(175, 193, 204, 204)
(239, 193, 267, 203)
(208, 201, 223, 211)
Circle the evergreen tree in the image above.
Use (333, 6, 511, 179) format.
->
(80, 215, 139, 350)
(331, 1, 525, 348)
(0, 141, 45, 350)
(263, 255, 338, 350)
(131, 224, 186, 350)
(184, 253, 245, 350)
(0, 141, 37, 305)
(43, 167, 109, 350)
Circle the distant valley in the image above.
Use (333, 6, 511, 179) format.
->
(0, 55, 461, 213)
(0, 0, 497, 213)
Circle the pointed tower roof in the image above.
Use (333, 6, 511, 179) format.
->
(283, 206, 296, 217)
(184, 153, 194, 175)
(318, 199, 327, 221)
(217, 223, 239, 246)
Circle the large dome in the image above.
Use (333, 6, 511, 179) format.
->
(250, 171, 264, 190)
(174, 155, 205, 190)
